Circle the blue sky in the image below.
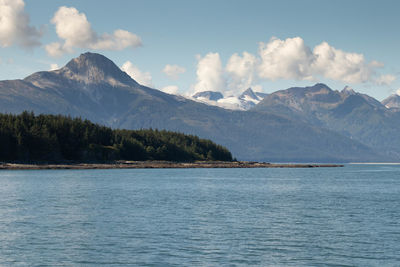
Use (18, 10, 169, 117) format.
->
(1, 0, 399, 100)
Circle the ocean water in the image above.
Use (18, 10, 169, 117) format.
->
(0, 165, 399, 266)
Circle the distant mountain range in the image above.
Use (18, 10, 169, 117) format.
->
(1, 52, 398, 162)
(191, 87, 266, 110)
(253, 84, 400, 159)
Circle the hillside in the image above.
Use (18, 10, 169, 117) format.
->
(0, 112, 232, 162)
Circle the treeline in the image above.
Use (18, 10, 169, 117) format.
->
(0, 112, 233, 162)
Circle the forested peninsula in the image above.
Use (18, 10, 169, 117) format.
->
(0, 112, 233, 162)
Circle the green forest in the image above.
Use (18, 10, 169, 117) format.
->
(0, 112, 233, 162)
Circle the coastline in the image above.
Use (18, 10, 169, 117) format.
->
(0, 161, 344, 170)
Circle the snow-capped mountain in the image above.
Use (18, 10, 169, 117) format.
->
(192, 91, 223, 101)
(191, 88, 267, 110)
(238, 88, 265, 109)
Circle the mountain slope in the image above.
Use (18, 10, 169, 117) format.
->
(254, 83, 400, 159)
(382, 94, 400, 109)
(0, 52, 383, 162)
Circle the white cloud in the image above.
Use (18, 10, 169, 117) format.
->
(312, 41, 375, 83)
(237, 36, 394, 86)
(258, 37, 314, 81)
(121, 61, 153, 87)
(49, 63, 59, 71)
(162, 64, 186, 79)
(46, 6, 142, 57)
(161, 85, 179, 95)
(226, 51, 258, 92)
(191, 37, 394, 97)
(193, 53, 225, 93)
(45, 42, 66, 58)
(0, 0, 42, 48)
(252, 84, 263, 92)
(397, 89, 400, 96)
(375, 74, 396, 86)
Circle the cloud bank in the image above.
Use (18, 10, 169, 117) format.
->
(46, 6, 142, 57)
(193, 37, 396, 96)
(0, 0, 42, 48)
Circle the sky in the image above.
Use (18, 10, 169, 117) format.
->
(1, 0, 400, 100)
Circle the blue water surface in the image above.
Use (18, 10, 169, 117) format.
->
(0, 165, 399, 266)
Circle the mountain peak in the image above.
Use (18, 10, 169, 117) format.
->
(61, 52, 137, 85)
(239, 88, 259, 100)
(382, 93, 400, 109)
(314, 83, 329, 88)
(341, 86, 356, 96)
(65, 52, 115, 72)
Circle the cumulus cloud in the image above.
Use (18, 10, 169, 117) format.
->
(193, 53, 225, 93)
(258, 37, 314, 81)
(161, 85, 179, 95)
(121, 61, 153, 87)
(396, 89, 400, 96)
(226, 51, 258, 92)
(49, 63, 59, 71)
(223, 37, 395, 92)
(375, 74, 396, 86)
(0, 0, 42, 48)
(312, 41, 376, 83)
(162, 64, 186, 79)
(46, 6, 142, 57)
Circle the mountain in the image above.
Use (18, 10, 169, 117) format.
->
(191, 87, 266, 110)
(382, 94, 400, 109)
(238, 88, 263, 109)
(0, 52, 386, 162)
(239, 88, 260, 101)
(253, 83, 400, 159)
(192, 91, 223, 101)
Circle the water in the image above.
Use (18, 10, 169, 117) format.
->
(0, 165, 399, 266)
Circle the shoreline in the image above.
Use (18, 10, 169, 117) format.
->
(0, 161, 344, 170)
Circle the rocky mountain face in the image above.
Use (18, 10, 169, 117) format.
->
(253, 83, 400, 159)
(0, 52, 392, 162)
(382, 94, 400, 109)
(238, 88, 263, 109)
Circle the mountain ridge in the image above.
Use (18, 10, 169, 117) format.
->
(253, 83, 400, 159)
(0, 52, 392, 162)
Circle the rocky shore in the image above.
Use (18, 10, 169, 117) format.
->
(0, 161, 343, 170)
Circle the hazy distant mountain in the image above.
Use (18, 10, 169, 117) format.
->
(253, 83, 400, 159)
(382, 94, 400, 109)
(0, 52, 387, 162)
